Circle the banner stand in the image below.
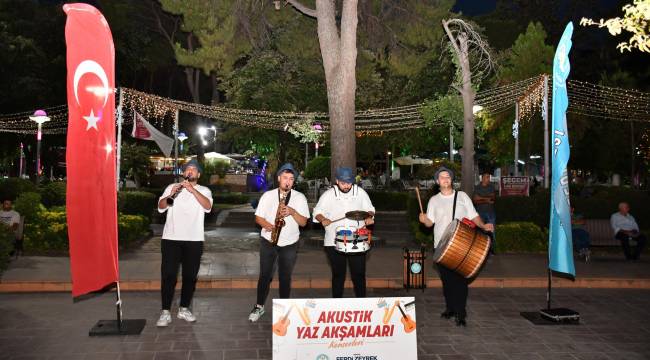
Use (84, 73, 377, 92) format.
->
(89, 283, 146, 336)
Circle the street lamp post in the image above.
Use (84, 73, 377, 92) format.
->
(198, 126, 217, 151)
(178, 132, 188, 155)
(29, 110, 50, 185)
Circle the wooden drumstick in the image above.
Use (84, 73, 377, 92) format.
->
(415, 186, 424, 214)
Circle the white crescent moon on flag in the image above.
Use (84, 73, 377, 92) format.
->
(73, 60, 109, 108)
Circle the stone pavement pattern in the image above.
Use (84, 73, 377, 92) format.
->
(1, 288, 650, 359)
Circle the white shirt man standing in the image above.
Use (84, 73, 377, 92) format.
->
(418, 166, 493, 327)
(248, 163, 310, 322)
(156, 160, 213, 327)
(313, 167, 375, 298)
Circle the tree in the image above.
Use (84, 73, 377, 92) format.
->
(499, 22, 553, 82)
(284, 0, 359, 178)
(441, 19, 494, 195)
(580, 0, 650, 53)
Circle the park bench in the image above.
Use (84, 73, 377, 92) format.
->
(583, 219, 618, 246)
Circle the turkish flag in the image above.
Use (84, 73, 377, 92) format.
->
(64, 3, 119, 298)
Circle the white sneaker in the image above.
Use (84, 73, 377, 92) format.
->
(248, 305, 265, 322)
(156, 310, 172, 327)
(177, 307, 197, 322)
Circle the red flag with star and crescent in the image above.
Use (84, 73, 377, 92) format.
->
(64, 3, 119, 298)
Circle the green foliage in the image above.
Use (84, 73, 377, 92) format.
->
(120, 143, 153, 188)
(23, 208, 67, 253)
(199, 159, 230, 186)
(366, 191, 409, 211)
(213, 192, 249, 204)
(23, 207, 149, 253)
(304, 156, 331, 179)
(0, 223, 13, 273)
(159, 0, 249, 76)
(118, 191, 156, 221)
(499, 22, 553, 82)
(0, 178, 37, 201)
(14, 192, 44, 220)
(118, 214, 150, 249)
(494, 222, 547, 253)
(421, 94, 464, 132)
(40, 181, 66, 208)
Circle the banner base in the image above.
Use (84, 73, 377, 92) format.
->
(539, 308, 580, 323)
(89, 319, 146, 336)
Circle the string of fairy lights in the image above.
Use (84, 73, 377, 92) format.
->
(2, 75, 649, 135)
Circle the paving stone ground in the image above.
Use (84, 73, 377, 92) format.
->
(1, 288, 649, 360)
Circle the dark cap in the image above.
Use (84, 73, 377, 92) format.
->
(183, 159, 203, 173)
(434, 166, 454, 181)
(335, 167, 355, 184)
(276, 163, 297, 177)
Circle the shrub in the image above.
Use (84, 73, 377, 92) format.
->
(0, 178, 37, 201)
(23, 207, 150, 254)
(0, 223, 13, 273)
(494, 222, 547, 253)
(40, 181, 67, 208)
(367, 191, 409, 211)
(23, 208, 68, 253)
(118, 214, 150, 249)
(118, 191, 156, 220)
(304, 156, 330, 179)
(213, 192, 249, 204)
(199, 159, 230, 186)
(14, 192, 44, 220)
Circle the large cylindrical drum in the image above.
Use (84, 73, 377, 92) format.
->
(433, 219, 491, 278)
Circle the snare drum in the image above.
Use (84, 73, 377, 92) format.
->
(334, 227, 371, 254)
(433, 219, 490, 278)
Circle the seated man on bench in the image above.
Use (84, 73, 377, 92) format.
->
(610, 202, 647, 261)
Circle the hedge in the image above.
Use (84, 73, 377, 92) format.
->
(40, 181, 67, 208)
(366, 191, 409, 211)
(22, 207, 150, 254)
(0, 223, 13, 273)
(494, 222, 547, 253)
(0, 178, 37, 201)
(304, 156, 330, 179)
(495, 187, 650, 230)
(118, 191, 157, 221)
(213, 192, 249, 204)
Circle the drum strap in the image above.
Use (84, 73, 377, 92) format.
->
(451, 191, 458, 220)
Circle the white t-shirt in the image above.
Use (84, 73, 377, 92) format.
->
(426, 190, 479, 247)
(0, 210, 20, 228)
(255, 188, 310, 247)
(158, 183, 213, 241)
(313, 185, 376, 247)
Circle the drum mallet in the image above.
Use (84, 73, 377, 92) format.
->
(415, 186, 424, 214)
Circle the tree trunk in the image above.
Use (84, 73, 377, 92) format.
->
(459, 33, 476, 196)
(314, 0, 358, 178)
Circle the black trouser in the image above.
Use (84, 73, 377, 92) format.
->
(615, 231, 647, 260)
(161, 239, 203, 310)
(325, 246, 366, 298)
(437, 264, 468, 317)
(256, 238, 298, 306)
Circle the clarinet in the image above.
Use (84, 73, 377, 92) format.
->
(270, 190, 291, 245)
(166, 176, 189, 206)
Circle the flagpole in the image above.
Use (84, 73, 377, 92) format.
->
(173, 109, 179, 179)
(543, 75, 550, 189)
(116, 88, 124, 192)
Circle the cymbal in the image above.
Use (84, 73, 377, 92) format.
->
(345, 210, 371, 221)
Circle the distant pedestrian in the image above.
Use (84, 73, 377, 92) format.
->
(610, 202, 646, 261)
(473, 171, 496, 254)
(0, 199, 21, 256)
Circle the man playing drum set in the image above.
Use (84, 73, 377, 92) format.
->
(418, 166, 494, 326)
(314, 167, 376, 298)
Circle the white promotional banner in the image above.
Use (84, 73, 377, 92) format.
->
(272, 297, 417, 360)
